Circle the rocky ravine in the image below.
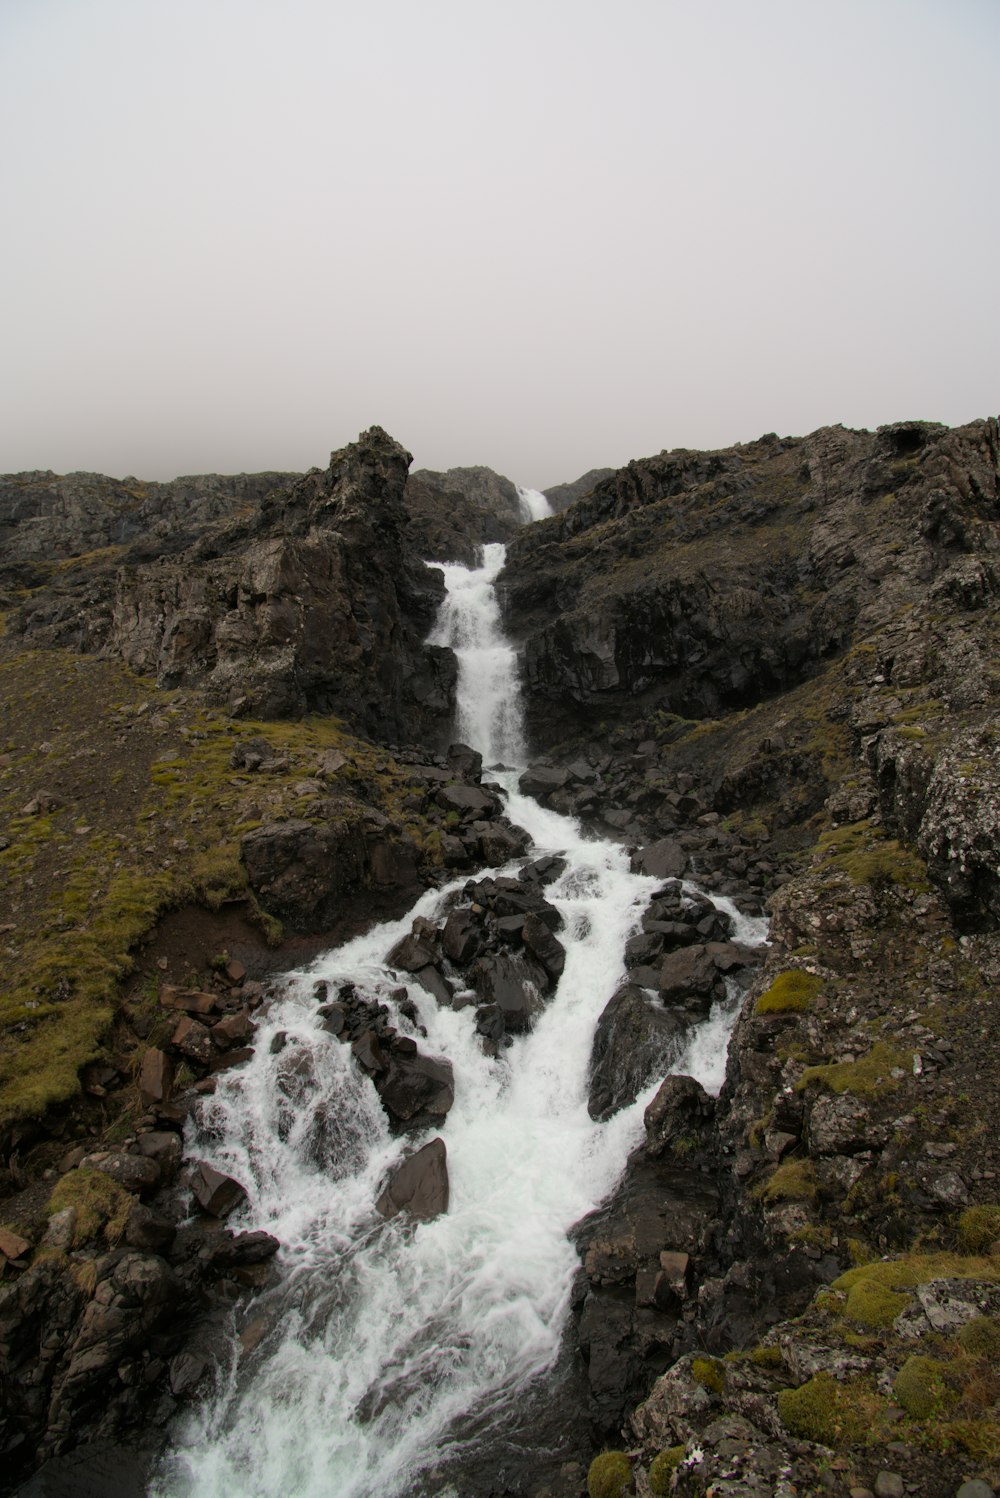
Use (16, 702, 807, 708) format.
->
(1, 418, 999, 1498)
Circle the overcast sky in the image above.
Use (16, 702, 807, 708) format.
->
(1, 0, 997, 489)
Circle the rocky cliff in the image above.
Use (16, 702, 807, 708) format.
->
(502, 417, 1000, 1497)
(4, 429, 455, 741)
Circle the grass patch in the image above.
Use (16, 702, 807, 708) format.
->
(957, 1204, 1000, 1253)
(0, 651, 440, 1128)
(833, 1252, 1000, 1297)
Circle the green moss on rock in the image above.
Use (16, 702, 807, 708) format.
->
(842, 1277, 911, 1328)
(648, 1448, 685, 1494)
(893, 1355, 958, 1419)
(756, 1158, 819, 1205)
(797, 1041, 910, 1096)
(755, 968, 823, 1015)
(587, 1451, 632, 1498)
(691, 1355, 726, 1394)
(777, 1370, 884, 1446)
(46, 1167, 133, 1248)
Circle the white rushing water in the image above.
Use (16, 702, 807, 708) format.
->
(515, 485, 553, 524)
(155, 544, 765, 1498)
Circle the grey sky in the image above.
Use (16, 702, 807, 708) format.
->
(1, 0, 997, 490)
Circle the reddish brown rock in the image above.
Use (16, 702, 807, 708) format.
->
(139, 1048, 174, 1106)
(0, 1227, 30, 1261)
(190, 1162, 247, 1218)
(159, 986, 217, 1016)
(211, 1011, 255, 1048)
(171, 1015, 215, 1066)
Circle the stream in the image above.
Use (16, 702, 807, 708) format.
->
(153, 542, 765, 1498)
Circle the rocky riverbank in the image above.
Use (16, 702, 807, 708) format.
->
(2, 417, 999, 1496)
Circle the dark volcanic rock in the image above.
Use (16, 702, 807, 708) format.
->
(502, 419, 1000, 748)
(376, 1138, 449, 1222)
(468, 950, 550, 1032)
(588, 984, 687, 1121)
(375, 1053, 455, 1131)
(9, 428, 456, 741)
(240, 817, 420, 932)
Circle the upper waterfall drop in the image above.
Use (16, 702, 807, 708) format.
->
(427, 542, 526, 767)
(516, 484, 553, 523)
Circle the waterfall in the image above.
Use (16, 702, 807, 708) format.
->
(515, 485, 553, 523)
(153, 547, 764, 1498)
(426, 543, 526, 765)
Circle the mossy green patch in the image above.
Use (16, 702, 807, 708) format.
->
(691, 1355, 726, 1394)
(894, 1355, 959, 1419)
(957, 1315, 1000, 1358)
(833, 1252, 1000, 1300)
(797, 1041, 911, 1096)
(755, 967, 823, 1015)
(843, 1277, 911, 1328)
(587, 1450, 632, 1498)
(749, 1343, 785, 1369)
(46, 1167, 133, 1248)
(815, 819, 930, 892)
(777, 1371, 890, 1446)
(756, 1158, 819, 1205)
(648, 1448, 685, 1494)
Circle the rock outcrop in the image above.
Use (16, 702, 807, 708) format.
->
(503, 419, 1000, 749)
(6, 430, 453, 740)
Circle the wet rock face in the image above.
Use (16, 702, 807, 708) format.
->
(376, 1138, 449, 1222)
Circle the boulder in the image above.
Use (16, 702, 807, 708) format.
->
(436, 783, 497, 818)
(79, 1151, 160, 1198)
(643, 1074, 716, 1158)
(658, 945, 724, 1008)
(446, 742, 483, 779)
(125, 1203, 176, 1253)
(588, 984, 687, 1121)
(631, 840, 686, 879)
(138, 1048, 173, 1107)
(375, 1053, 455, 1130)
(521, 913, 566, 985)
(386, 931, 438, 972)
(133, 1132, 183, 1183)
(468, 950, 549, 1032)
(442, 908, 484, 965)
(240, 818, 368, 931)
(518, 764, 568, 800)
(190, 1163, 247, 1218)
(376, 1138, 449, 1222)
(171, 1015, 215, 1067)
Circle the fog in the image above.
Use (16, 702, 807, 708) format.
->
(1, 0, 997, 488)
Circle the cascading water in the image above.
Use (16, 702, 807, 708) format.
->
(515, 485, 553, 524)
(154, 544, 765, 1498)
(426, 543, 525, 765)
